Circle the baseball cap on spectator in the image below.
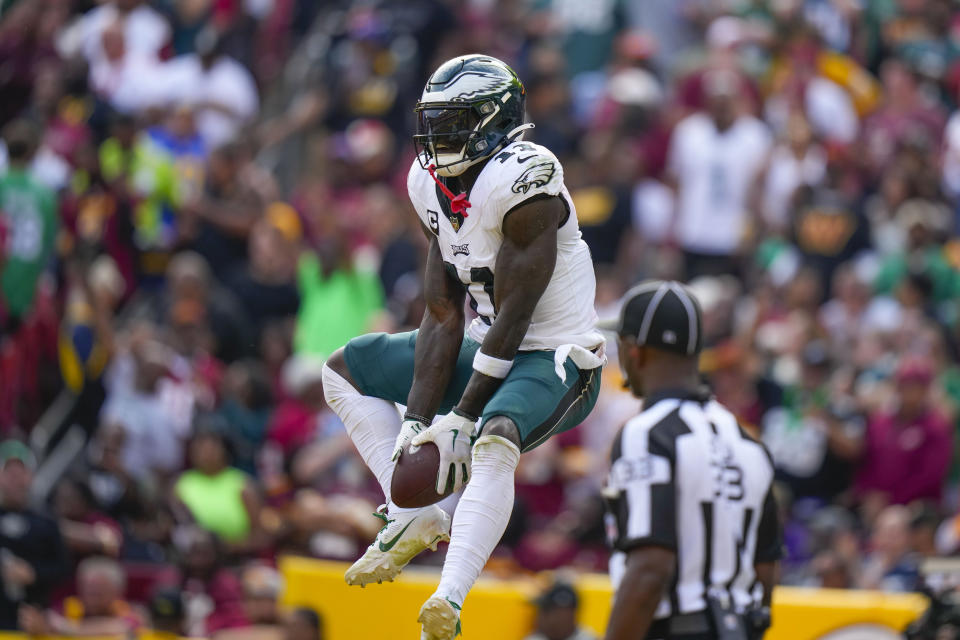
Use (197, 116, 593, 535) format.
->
(0, 440, 36, 470)
(532, 581, 578, 610)
(600, 280, 703, 356)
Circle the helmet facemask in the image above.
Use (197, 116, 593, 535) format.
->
(414, 100, 501, 177)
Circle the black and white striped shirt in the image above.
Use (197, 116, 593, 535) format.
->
(605, 389, 781, 619)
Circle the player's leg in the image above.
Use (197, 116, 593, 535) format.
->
(322, 331, 478, 586)
(418, 416, 521, 640)
(419, 354, 602, 639)
(322, 347, 402, 511)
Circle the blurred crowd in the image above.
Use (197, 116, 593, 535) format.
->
(4, 0, 960, 636)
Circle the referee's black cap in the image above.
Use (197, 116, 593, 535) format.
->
(600, 280, 703, 356)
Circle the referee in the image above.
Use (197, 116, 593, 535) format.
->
(601, 281, 781, 640)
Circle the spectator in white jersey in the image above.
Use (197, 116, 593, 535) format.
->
(666, 71, 772, 279)
(601, 281, 781, 640)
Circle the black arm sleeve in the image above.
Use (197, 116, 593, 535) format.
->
(754, 486, 783, 564)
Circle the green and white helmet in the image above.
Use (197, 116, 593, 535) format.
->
(413, 54, 527, 177)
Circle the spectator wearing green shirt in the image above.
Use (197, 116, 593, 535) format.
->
(294, 237, 384, 361)
(0, 120, 58, 324)
(874, 199, 960, 305)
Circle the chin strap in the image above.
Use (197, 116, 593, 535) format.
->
(427, 164, 471, 216)
(505, 123, 535, 140)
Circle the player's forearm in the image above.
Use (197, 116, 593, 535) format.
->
(406, 308, 465, 422)
(754, 561, 778, 607)
(407, 234, 467, 421)
(605, 567, 669, 640)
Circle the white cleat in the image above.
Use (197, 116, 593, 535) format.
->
(344, 504, 450, 587)
(418, 596, 461, 640)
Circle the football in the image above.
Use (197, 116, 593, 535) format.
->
(391, 442, 455, 508)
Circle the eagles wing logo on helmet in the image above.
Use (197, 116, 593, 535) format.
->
(442, 71, 513, 99)
(511, 161, 556, 194)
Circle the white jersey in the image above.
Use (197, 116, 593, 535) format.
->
(407, 140, 603, 352)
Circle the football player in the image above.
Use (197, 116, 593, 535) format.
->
(321, 54, 605, 640)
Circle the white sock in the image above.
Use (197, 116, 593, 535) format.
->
(321, 364, 416, 515)
(434, 434, 521, 605)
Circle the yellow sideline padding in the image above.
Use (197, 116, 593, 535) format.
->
(0, 558, 929, 640)
(278, 556, 929, 640)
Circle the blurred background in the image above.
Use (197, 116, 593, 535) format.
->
(2, 0, 960, 637)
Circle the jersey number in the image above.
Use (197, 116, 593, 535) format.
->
(447, 261, 496, 325)
(495, 142, 536, 164)
(467, 267, 496, 325)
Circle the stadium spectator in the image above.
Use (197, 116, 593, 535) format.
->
(159, 28, 259, 149)
(858, 505, 921, 592)
(267, 354, 334, 463)
(863, 59, 946, 176)
(143, 586, 186, 640)
(763, 340, 865, 501)
(85, 17, 164, 115)
(283, 607, 323, 640)
(757, 111, 827, 234)
(223, 216, 300, 343)
(293, 235, 385, 360)
(0, 119, 59, 432)
(167, 526, 250, 635)
(22, 556, 144, 636)
(855, 357, 953, 507)
(99, 336, 191, 480)
(666, 68, 772, 279)
(172, 425, 266, 553)
(214, 360, 273, 475)
(185, 141, 278, 282)
(53, 476, 123, 561)
(524, 581, 597, 640)
(240, 564, 283, 627)
(0, 440, 67, 630)
(0, 120, 57, 325)
(60, 0, 171, 65)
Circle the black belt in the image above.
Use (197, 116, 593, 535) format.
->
(645, 612, 713, 638)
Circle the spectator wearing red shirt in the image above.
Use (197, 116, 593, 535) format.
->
(164, 526, 249, 636)
(855, 358, 953, 506)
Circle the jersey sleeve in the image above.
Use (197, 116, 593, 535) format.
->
(607, 425, 677, 553)
(406, 158, 436, 235)
(489, 142, 565, 229)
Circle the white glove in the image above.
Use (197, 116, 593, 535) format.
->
(391, 419, 428, 462)
(411, 410, 477, 494)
